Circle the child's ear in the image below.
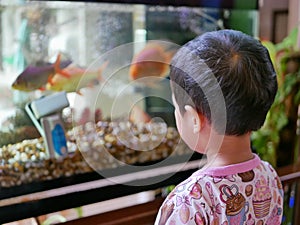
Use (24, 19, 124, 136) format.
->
(184, 105, 202, 134)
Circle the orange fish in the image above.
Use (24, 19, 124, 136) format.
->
(129, 43, 176, 86)
(129, 105, 151, 123)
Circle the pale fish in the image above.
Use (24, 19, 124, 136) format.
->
(46, 61, 108, 93)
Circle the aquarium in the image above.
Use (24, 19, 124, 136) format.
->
(0, 0, 258, 187)
(0, 1, 260, 222)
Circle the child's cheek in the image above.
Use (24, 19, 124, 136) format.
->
(174, 110, 182, 133)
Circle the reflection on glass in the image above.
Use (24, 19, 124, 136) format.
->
(0, 1, 258, 187)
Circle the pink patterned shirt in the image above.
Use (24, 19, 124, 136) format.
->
(155, 154, 283, 225)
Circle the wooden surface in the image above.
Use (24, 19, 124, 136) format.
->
(278, 158, 300, 225)
(61, 197, 164, 225)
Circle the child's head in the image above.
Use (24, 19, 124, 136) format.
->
(170, 29, 277, 136)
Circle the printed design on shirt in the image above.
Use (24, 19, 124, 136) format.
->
(189, 181, 203, 199)
(257, 163, 267, 172)
(267, 163, 274, 172)
(265, 206, 282, 225)
(245, 214, 255, 225)
(220, 184, 249, 225)
(155, 161, 284, 225)
(174, 177, 193, 194)
(157, 201, 175, 225)
(245, 184, 253, 197)
(169, 220, 176, 225)
(194, 211, 206, 225)
(273, 176, 284, 198)
(160, 179, 203, 224)
(206, 182, 222, 224)
(176, 195, 191, 224)
(252, 176, 272, 219)
(256, 219, 264, 225)
(237, 170, 255, 182)
(213, 175, 236, 184)
(176, 195, 192, 206)
(194, 201, 211, 225)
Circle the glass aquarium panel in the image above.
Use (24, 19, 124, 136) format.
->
(0, 0, 258, 187)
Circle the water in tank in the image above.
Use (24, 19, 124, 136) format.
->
(0, 0, 258, 185)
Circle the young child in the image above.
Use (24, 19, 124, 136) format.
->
(155, 30, 284, 225)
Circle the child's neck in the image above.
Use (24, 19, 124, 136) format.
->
(204, 133, 254, 168)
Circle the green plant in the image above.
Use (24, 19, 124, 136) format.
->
(0, 107, 40, 147)
(41, 215, 67, 225)
(251, 28, 300, 167)
(7, 108, 34, 128)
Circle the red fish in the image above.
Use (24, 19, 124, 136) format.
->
(11, 54, 71, 92)
(129, 42, 176, 86)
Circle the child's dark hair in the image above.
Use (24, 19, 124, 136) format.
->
(170, 29, 277, 135)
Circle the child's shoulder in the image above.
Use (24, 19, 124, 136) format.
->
(156, 159, 283, 225)
(168, 156, 282, 204)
